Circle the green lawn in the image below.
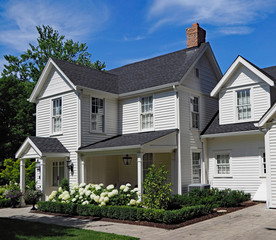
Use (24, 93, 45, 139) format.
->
(0, 218, 138, 240)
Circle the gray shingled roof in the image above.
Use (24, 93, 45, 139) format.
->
(51, 43, 208, 94)
(201, 113, 258, 135)
(52, 58, 119, 94)
(79, 129, 177, 150)
(29, 136, 69, 153)
(262, 66, 276, 81)
(108, 43, 208, 94)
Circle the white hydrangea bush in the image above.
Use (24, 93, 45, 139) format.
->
(48, 183, 141, 207)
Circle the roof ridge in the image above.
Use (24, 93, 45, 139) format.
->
(108, 43, 207, 72)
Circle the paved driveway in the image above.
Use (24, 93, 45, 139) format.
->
(1, 203, 276, 240)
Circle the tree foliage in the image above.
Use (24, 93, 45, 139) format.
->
(2, 25, 106, 83)
(142, 164, 172, 210)
(0, 158, 35, 186)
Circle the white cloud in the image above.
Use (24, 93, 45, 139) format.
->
(123, 35, 146, 41)
(218, 26, 254, 35)
(0, 0, 110, 52)
(148, 0, 276, 34)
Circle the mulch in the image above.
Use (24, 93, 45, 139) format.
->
(32, 201, 258, 230)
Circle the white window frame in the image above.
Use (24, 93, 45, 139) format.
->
(190, 96, 200, 129)
(214, 151, 232, 178)
(51, 97, 63, 135)
(140, 95, 154, 131)
(259, 149, 266, 178)
(191, 150, 202, 184)
(90, 96, 105, 133)
(236, 88, 252, 122)
(52, 160, 65, 187)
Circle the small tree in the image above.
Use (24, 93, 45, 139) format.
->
(142, 164, 172, 209)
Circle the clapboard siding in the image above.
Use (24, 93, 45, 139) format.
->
(268, 124, 276, 207)
(39, 69, 73, 98)
(154, 91, 177, 130)
(183, 54, 219, 95)
(119, 97, 139, 134)
(219, 65, 271, 125)
(36, 98, 51, 137)
(208, 134, 264, 198)
(81, 93, 118, 146)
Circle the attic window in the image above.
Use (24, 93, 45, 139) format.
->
(237, 89, 251, 120)
(195, 68, 199, 78)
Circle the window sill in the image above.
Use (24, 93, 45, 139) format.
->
(50, 133, 63, 137)
(141, 128, 155, 132)
(90, 131, 107, 135)
(214, 175, 233, 178)
(259, 175, 266, 178)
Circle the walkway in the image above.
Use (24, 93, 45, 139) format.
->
(1, 203, 276, 240)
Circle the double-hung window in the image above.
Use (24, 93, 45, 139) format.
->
(237, 89, 251, 120)
(192, 152, 201, 183)
(52, 98, 62, 133)
(261, 152, 266, 176)
(191, 96, 199, 129)
(141, 96, 153, 130)
(91, 97, 104, 132)
(216, 154, 230, 175)
(53, 161, 64, 186)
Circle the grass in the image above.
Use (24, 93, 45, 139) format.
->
(0, 218, 138, 240)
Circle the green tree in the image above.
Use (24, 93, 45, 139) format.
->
(0, 158, 35, 186)
(142, 164, 172, 210)
(2, 25, 105, 83)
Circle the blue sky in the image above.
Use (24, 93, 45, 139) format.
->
(1, 0, 276, 74)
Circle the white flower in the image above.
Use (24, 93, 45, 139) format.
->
(58, 187, 63, 193)
(120, 185, 126, 190)
(99, 183, 104, 187)
(100, 192, 107, 197)
(108, 192, 113, 198)
(126, 183, 131, 187)
(85, 190, 91, 196)
(79, 183, 86, 188)
(82, 200, 89, 205)
(112, 189, 118, 195)
(52, 199, 56, 202)
(129, 199, 136, 205)
(70, 190, 75, 195)
(95, 185, 101, 191)
(72, 198, 76, 202)
(123, 187, 129, 192)
(62, 191, 70, 201)
(99, 196, 104, 203)
(90, 193, 96, 200)
(106, 184, 114, 190)
(100, 201, 106, 206)
(104, 197, 109, 203)
(94, 195, 100, 203)
(49, 191, 57, 201)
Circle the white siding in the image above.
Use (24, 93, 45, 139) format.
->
(183, 54, 219, 95)
(119, 98, 139, 134)
(267, 124, 276, 208)
(207, 134, 265, 199)
(81, 93, 118, 146)
(154, 91, 177, 130)
(36, 98, 51, 136)
(39, 69, 73, 98)
(219, 65, 271, 125)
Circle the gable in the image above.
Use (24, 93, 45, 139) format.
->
(22, 145, 41, 159)
(39, 67, 74, 99)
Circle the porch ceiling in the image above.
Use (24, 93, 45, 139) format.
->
(78, 129, 178, 155)
(15, 136, 69, 159)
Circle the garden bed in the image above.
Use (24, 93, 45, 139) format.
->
(35, 201, 257, 230)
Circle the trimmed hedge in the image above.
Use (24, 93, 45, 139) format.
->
(0, 199, 11, 208)
(37, 201, 211, 224)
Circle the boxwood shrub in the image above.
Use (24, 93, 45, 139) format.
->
(0, 199, 11, 208)
(37, 201, 211, 224)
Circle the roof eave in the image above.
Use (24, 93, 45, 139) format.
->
(201, 130, 262, 139)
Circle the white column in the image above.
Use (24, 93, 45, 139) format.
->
(202, 139, 208, 184)
(40, 157, 46, 201)
(20, 158, 25, 206)
(170, 150, 177, 194)
(177, 132, 182, 194)
(137, 152, 143, 195)
(81, 158, 86, 184)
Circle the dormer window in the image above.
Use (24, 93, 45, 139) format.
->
(237, 89, 251, 120)
(52, 98, 62, 133)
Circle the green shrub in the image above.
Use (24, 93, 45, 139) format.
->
(60, 178, 70, 192)
(143, 164, 172, 210)
(0, 198, 11, 208)
(76, 204, 102, 217)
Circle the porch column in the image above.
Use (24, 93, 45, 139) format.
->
(137, 152, 143, 195)
(171, 150, 177, 194)
(20, 158, 25, 206)
(40, 157, 46, 201)
(81, 158, 86, 184)
(202, 139, 208, 184)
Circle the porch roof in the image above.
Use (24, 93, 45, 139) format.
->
(78, 129, 178, 152)
(15, 136, 69, 159)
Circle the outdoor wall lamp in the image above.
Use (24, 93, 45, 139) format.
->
(66, 158, 74, 173)
(122, 154, 132, 165)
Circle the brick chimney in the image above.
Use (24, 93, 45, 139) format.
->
(186, 23, 206, 48)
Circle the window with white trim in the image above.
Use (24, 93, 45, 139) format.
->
(143, 153, 153, 180)
(53, 161, 64, 186)
(261, 152, 266, 176)
(52, 98, 62, 133)
(237, 89, 251, 120)
(216, 154, 230, 175)
(141, 96, 153, 130)
(190, 96, 199, 129)
(192, 152, 201, 183)
(91, 97, 104, 132)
